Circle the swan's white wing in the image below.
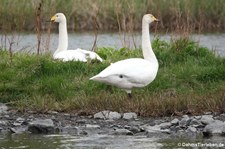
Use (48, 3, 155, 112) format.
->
(90, 58, 158, 89)
(53, 50, 87, 62)
(53, 49, 103, 62)
(76, 49, 103, 62)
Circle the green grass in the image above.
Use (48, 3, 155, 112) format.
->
(0, 38, 225, 116)
(1, 0, 225, 32)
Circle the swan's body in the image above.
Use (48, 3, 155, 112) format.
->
(90, 14, 159, 98)
(51, 13, 102, 62)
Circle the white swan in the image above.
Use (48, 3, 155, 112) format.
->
(90, 14, 159, 98)
(51, 13, 103, 62)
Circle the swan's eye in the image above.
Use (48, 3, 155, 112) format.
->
(119, 75, 123, 78)
(56, 15, 58, 17)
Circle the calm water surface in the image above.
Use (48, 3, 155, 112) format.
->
(0, 32, 224, 57)
(1, 132, 225, 149)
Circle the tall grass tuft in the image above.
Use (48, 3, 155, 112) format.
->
(0, 0, 225, 32)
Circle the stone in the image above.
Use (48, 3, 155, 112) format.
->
(170, 126, 181, 132)
(10, 127, 27, 133)
(0, 103, 8, 114)
(128, 126, 141, 134)
(189, 119, 202, 127)
(85, 124, 100, 129)
(161, 129, 171, 134)
(142, 125, 161, 133)
(204, 112, 212, 115)
(193, 116, 201, 120)
(79, 130, 88, 135)
(187, 126, 197, 133)
(159, 122, 172, 129)
(113, 129, 134, 135)
(203, 120, 225, 137)
(108, 111, 121, 120)
(28, 119, 55, 134)
(0, 120, 8, 126)
(179, 116, 190, 128)
(94, 111, 121, 120)
(123, 112, 137, 120)
(61, 126, 79, 134)
(47, 111, 58, 114)
(200, 115, 214, 125)
(16, 117, 25, 123)
(170, 118, 179, 125)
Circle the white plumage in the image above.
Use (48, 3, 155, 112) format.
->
(51, 13, 103, 62)
(90, 14, 159, 98)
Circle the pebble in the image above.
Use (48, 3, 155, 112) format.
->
(171, 118, 179, 125)
(123, 112, 137, 120)
(113, 129, 134, 135)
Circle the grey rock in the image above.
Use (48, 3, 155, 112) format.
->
(76, 119, 86, 124)
(13, 122, 22, 126)
(79, 130, 88, 135)
(128, 126, 141, 134)
(193, 116, 202, 120)
(171, 118, 179, 125)
(94, 111, 121, 120)
(0, 103, 8, 114)
(113, 129, 134, 135)
(161, 129, 171, 134)
(16, 117, 25, 123)
(179, 116, 191, 128)
(143, 125, 161, 133)
(10, 127, 27, 133)
(85, 124, 100, 129)
(0, 120, 8, 126)
(108, 111, 121, 120)
(61, 126, 78, 134)
(28, 119, 55, 134)
(203, 120, 225, 137)
(187, 126, 197, 133)
(159, 122, 172, 129)
(170, 125, 181, 132)
(204, 112, 212, 115)
(200, 115, 214, 125)
(123, 112, 137, 120)
(47, 111, 58, 114)
(189, 119, 202, 127)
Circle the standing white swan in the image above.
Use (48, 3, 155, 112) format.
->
(90, 14, 159, 98)
(51, 13, 103, 62)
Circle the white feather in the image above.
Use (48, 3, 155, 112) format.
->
(51, 13, 103, 62)
(90, 14, 159, 94)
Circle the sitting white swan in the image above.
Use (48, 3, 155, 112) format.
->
(90, 14, 159, 98)
(51, 13, 103, 62)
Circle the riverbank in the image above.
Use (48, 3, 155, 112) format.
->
(1, 0, 225, 32)
(0, 38, 225, 116)
(0, 103, 225, 148)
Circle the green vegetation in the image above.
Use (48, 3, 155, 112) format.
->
(0, 38, 225, 116)
(1, 0, 225, 32)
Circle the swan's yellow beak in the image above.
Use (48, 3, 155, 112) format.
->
(153, 16, 159, 22)
(51, 15, 56, 22)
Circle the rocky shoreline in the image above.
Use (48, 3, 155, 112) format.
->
(1, 103, 225, 139)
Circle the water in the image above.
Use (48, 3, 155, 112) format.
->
(0, 32, 224, 57)
(1, 132, 225, 149)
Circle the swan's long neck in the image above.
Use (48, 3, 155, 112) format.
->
(142, 20, 157, 63)
(55, 20, 68, 55)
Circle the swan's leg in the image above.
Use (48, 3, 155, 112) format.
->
(125, 89, 132, 100)
(128, 93, 132, 99)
